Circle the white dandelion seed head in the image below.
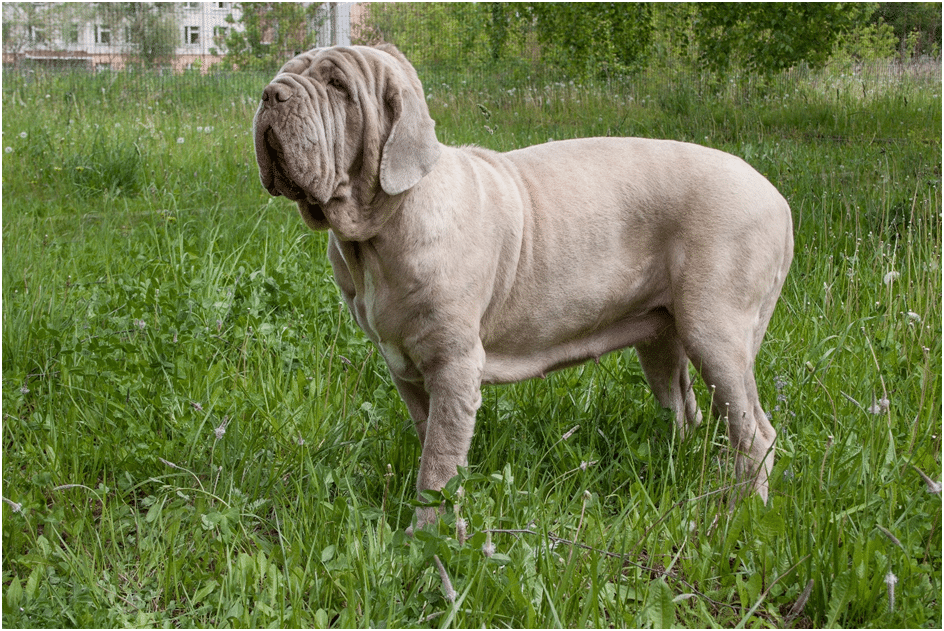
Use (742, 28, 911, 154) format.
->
(5, 147, 12, 154)
(883, 270, 900, 286)
(869, 397, 890, 415)
(19, 131, 27, 139)
(177, 137, 185, 144)
(214, 425, 226, 440)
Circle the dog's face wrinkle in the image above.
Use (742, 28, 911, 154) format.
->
(262, 108, 333, 229)
(264, 128, 303, 200)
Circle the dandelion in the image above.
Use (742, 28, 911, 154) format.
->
(5, 147, 12, 154)
(197, 126, 203, 133)
(19, 131, 27, 139)
(20, 385, 29, 395)
(134, 318, 146, 330)
(177, 137, 185, 144)
(868, 397, 890, 415)
(883, 270, 900, 286)
(906, 311, 922, 324)
(214, 416, 229, 440)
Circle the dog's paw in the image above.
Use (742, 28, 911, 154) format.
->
(405, 506, 440, 537)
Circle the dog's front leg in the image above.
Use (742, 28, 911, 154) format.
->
(411, 345, 485, 531)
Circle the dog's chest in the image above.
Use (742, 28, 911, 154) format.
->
(331, 240, 424, 383)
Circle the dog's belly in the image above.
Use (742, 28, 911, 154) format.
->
(481, 307, 672, 384)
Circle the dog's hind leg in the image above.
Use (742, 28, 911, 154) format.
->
(680, 314, 776, 504)
(634, 322, 703, 437)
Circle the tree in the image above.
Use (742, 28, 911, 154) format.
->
(222, 2, 325, 72)
(695, 3, 872, 74)
(872, 2, 942, 58)
(522, 3, 653, 78)
(95, 3, 178, 68)
(364, 3, 493, 71)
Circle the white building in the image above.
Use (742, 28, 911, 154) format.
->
(2, 2, 359, 73)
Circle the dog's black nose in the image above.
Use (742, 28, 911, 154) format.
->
(262, 83, 293, 107)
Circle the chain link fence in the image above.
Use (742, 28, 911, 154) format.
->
(3, 3, 940, 112)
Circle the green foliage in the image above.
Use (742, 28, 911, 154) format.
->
(362, 2, 653, 79)
(357, 3, 943, 82)
(873, 2, 943, 58)
(832, 16, 898, 63)
(361, 3, 496, 72)
(2, 58, 941, 627)
(522, 2, 653, 78)
(222, 2, 324, 72)
(695, 3, 874, 74)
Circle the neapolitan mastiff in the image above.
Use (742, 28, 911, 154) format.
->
(253, 44, 793, 528)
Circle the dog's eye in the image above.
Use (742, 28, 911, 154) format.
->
(327, 77, 347, 95)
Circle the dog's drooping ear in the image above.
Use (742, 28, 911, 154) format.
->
(377, 45, 441, 196)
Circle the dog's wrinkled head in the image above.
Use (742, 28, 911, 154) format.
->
(253, 44, 440, 241)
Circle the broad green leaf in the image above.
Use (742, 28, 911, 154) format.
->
(644, 578, 675, 629)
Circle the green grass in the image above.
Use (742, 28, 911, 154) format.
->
(2, 64, 941, 628)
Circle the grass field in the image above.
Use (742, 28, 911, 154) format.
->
(2, 63, 941, 628)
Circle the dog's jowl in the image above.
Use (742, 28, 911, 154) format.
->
(254, 44, 793, 530)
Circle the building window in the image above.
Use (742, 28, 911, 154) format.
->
(29, 25, 47, 44)
(216, 2, 230, 9)
(68, 23, 79, 44)
(184, 25, 200, 45)
(185, 2, 201, 9)
(95, 25, 111, 45)
(213, 26, 228, 40)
